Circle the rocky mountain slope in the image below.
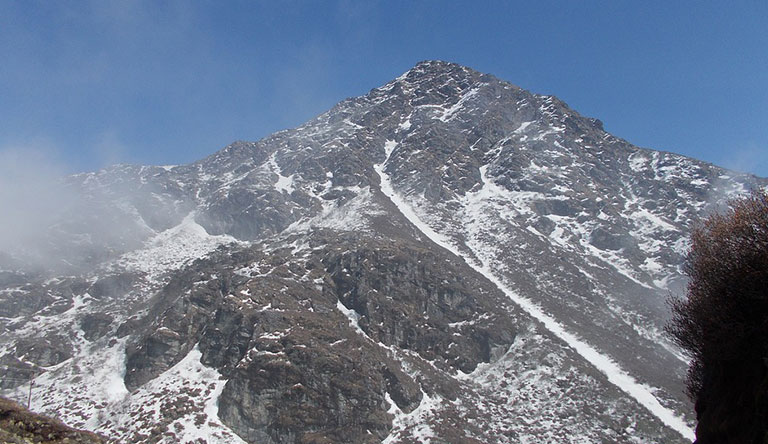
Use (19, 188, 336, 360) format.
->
(1, 61, 765, 443)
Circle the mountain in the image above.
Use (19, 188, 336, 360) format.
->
(1, 61, 765, 443)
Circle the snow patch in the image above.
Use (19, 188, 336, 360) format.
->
(118, 213, 240, 281)
(336, 300, 367, 337)
(514, 121, 533, 133)
(383, 390, 442, 444)
(268, 152, 295, 194)
(107, 345, 246, 443)
(286, 186, 383, 233)
(436, 88, 479, 122)
(628, 154, 649, 172)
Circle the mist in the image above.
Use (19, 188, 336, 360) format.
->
(0, 146, 158, 273)
(0, 147, 74, 265)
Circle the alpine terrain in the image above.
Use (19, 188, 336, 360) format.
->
(1, 61, 765, 443)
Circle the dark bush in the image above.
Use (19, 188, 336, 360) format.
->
(667, 191, 768, 442)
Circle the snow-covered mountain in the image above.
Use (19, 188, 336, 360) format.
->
(2, 61, 765, 443)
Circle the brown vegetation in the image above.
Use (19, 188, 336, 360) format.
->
(0, 396, 104, 443)
(667, 191, 768, 443)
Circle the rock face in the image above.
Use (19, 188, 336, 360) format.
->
(119, 232, 518, 443)
(1, 60, 766, 443)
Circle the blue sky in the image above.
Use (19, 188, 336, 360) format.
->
(1, 1, 767, 176)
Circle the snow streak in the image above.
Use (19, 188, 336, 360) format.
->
(374, 140, 695, 442)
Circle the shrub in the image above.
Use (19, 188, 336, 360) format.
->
(667, 190, 768, 399)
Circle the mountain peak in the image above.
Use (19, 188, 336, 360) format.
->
(411, 59, 465, 71)
(402, 59, 479, 82)
(5, 61, 766, 444)
(377, 60, 522, 105)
